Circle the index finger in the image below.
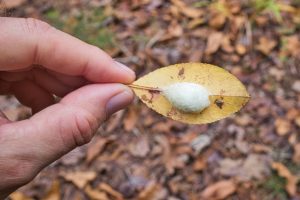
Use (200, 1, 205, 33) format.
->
(0, 17, 135, 83)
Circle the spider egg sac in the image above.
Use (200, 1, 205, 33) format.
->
(162, 82, 210, 113)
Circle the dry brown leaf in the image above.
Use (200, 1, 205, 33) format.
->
(271, 162, 299, 196)
(200, 180, 236, 200)
(132, 63, 250, 124)
(137, 181, 159, 200)
(187, 18, 205, 29)
(275, 118, 291, 136)
(292, 80, 300, 93)
(221, 35, 234, 53)
(42, 180, 60, 200)
(2, 0, 25, 9)
(124, 106, 139, 131)
(235, 44, 247, 55)
(293, 143, 300, 164)
(98, 183, 123, 200)
(85, 185, 109, 200)
(170, 0, 203, 18)
(10, 192, 33, 200)
(86, 138, 109, 164)
(255, 37, 277, 55)
(285, 35, 300, 57)
(209, 14, 226, 29)
(295, 116, 300, 127)
(61, 171, 97, 189)
(129, 136, 150, 157)
(193, 156, 207, 171)
(205, 32, 223, 55)
(218, 154, 270, 181)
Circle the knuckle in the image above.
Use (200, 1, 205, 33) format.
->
(1, 156, 37, 191)
(72, 111, 98, 146)
(21, 18, 52, 34)
(0, 125, 37, 190)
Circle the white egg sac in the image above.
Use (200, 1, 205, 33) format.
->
(162, 82, 210, 113)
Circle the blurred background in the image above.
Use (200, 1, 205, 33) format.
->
(1, 0, 300, 199)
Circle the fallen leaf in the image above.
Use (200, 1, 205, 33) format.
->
(235, 43, 247, 55)
(200, 180, 236, 200)
(98, 183, 123, 200)
(42, 180, 60, 200)
(275, 118, 291, 136)
(60, 171, 97, 189)
(171, 0, 203, 18)
(218, 154, 270, 181)
(209, 14, 226, 29)
(284, 35, 300, 57)
(86, 138, 109, 164)
(272, 162, 299, 196)
(221, 35, 234, 53)
(193, 156, 207, 171)
(2, 0, 26, 9)
(293, 143, 300, 164)
(269, 68, 285, 81)
(129, 136, 150, 157)
(295, 116, 300, 127)
(124, 106, 139, 131)
(292, 80, 300, 93)
(205, 32, 223, 55)
(255, 37, 277, 55)
(190, 134, 211, 154)
(187, 18, 205, 29)
(131, 63, 250, 124)
(137, 181, 160, 200)
(10, 192, 33, 200)
(286, 108, 299, 120)
(85, 185, 109, 200)
(252, 144, 272, 154)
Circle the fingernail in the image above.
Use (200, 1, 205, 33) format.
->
(114, 61, 135, 77)
(106, 87, 134, 117)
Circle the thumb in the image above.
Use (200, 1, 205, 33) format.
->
(0, 84, 133, 183)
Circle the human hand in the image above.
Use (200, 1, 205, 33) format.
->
(0, 17, 135, 198)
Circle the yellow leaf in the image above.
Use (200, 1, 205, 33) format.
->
(9, 192, 33, 200)
(131, 63, 250, 124)
(42, 180, 61, 200)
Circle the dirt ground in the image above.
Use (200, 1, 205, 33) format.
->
(2, 0, 300, 199)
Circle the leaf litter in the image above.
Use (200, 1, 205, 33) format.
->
(6, 0, 300, 199)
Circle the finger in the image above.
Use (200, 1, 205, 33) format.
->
(0, 79, 11, 94)
(0, 71, 32, 82)
(1, 84, 133, 171)
(32, 68, 75, 97)
(0, 17, 135, 83)
(11, 80, 55, 113)
(0, 111, 10, 125)
(46, 69, 88, 88)
(0, 69, 83, 97)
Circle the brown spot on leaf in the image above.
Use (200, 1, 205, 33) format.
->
(178, 67, 185, 79)
(215, 98, 224, 109)
(141, 95, 149, 102)
(167, 107, 178, 117)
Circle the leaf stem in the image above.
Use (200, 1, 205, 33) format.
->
(127, 84, 162, 92)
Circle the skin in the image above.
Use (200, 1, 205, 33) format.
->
(0, 17, 136, 198)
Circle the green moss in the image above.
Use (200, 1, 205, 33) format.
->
(252, 0, 282, 22)
(44, 8, 116, 49)
(262, 172, 288, 200)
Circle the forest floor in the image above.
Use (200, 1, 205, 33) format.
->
(2, 0, 300, 199)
